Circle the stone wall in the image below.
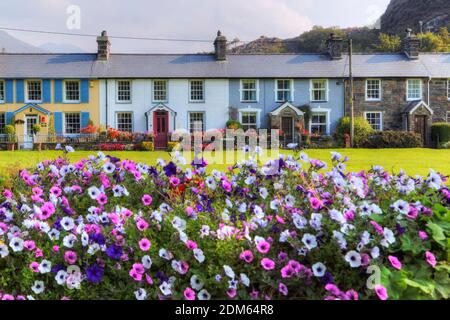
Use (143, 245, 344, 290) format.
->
(345, 78, 430, 131)
(429, 79, 450, 123)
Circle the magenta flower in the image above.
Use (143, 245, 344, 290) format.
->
(226, 288, 237, 298)
(309, 197, 323, 210)
(280, 265, 295, 278)
(239, 250, 254, 263)
(132, 263, 145, 274)
(418, 231, 428, 240)
(142, 194, 153, 206)
(256, 240, 270, 254)
(23, 240, 36, 251)
(388, 256, 402, 270)
(138, 238, 151, 252)
(136, 218, 149, 232)
(186, 240, 198, 250)
(129, 269, 143, 282)
(374, 284, 388, 300)
(96, 194, 108, 205)
(261, 258, 275, 271)
(184, 287, 196, 300)
(64, 251, 77, 265)
(279, 283, 288, 296)
(425, 251, 436, 267)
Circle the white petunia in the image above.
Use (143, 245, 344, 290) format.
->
(159, 281, 172, 296)
(60, 217, 75, 231)
(55, 270, 68, 285)
(345, 250, 362, 268)
(198, 289, 211, 300)
(87, 186, 101, 200)
(302, 233, 317, 250)
(392, 200, 410, 215)
(142, 255, 152, 269)
(190, 275, 204, 291)
(31, 280, 45, 294)
(193, 248, 205, 263)
(9, 237, 24, 252)
(38, 259, 52, 274)
(134, 288, 147, 300)
(240, 273, 250, 287)
(223, 265, 235, 279)
(0, 244, 9, 258)
(312, 262, 326, 277)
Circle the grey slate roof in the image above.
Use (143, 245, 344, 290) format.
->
(0, 54, 97, 78)
(0, 52, 449, 79)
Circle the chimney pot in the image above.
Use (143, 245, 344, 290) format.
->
(97, 30, 111, 61)
(403, 28, 420, 60)
(327, 33, 343, 60)
(214, 30, 227, 61)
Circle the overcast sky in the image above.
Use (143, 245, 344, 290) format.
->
(0, 0, 390, 53)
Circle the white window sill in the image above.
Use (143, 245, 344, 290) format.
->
(63, 100, 81, 104)
(26, 100, 42, 104)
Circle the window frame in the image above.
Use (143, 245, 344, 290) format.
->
(116, 80, 132, 104)
(63, 112, 81, 135)
(446, 111, 450, 123)
(240, 111, 259, 131)
(152, 80, 168, 103)
(115, 112, 134, 132)
(188, 111, 205, 133)
(63, 80, 81, 103)
(25, 79, 43, 103)
(310, 79, 328, 102)
(365, 79, 382, 101)
(364, 111, 383, 131)
(447, 79, 450, 101)
(0, 80, 5, 103)
(275, 79, 294, 102)
(240, 79, 259, 103)
(189, 80, 205, 103)
(406, 79, 423, 101)
(0, 113, 5, 134)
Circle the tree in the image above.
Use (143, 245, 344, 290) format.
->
(374, 33, 401, 52)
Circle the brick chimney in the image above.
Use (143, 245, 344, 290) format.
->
(214, 30, 227, 61)
(97, 30, 111, 61)
(327, 33, 343, 60)
(403, 28, 420, 60)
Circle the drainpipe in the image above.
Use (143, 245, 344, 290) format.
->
(105, 79, 108, 128)
(427, 76, 431, 107)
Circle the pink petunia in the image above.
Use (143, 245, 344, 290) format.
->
(136, 218, 149, 232)
(418, 231, 428, 240)
(184, 287, 196, 300)
(425, 251, 436, 267)
(186, 240, 197, 250)
(226, 288, 237, 298)
(142, 194, 153, 206)
(23, 240, 36, 251)
(64, 251, 77, 265)
(309, 197, 323, 210)
(239, 250, 254, 263)
(261, 258, 275, 271)
(388, 256, 402, 270)
(129, 269, 143, 282)
(138, 238, 151, 251)
(374, 284, 388, 300)
(96, 194, 108, 205)
(256, 241, 270, 254)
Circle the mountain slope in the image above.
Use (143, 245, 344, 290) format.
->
(381, 0, 450, 34)
(0, 31, 47, 53)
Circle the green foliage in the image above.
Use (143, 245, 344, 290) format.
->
(418, 28, 450, 52)
(140, 141, 154, 151)
(359, 131, 423, 148)
(335, 116, 374, 147)
(374, 33, 402, 52)
(298, 104, 312, 127)
(4, 125, 15, 135)
(226, 120, 242, 130)
(32, 124, 41, 134)
(431, 123, 450, 145)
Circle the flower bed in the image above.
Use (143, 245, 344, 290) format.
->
(0, 150, 449, 300)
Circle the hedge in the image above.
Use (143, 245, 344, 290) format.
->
(359, 131, 423, 148)
(431, 123, 450, 144)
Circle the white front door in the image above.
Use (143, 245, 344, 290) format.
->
(24, 115, 38, 149)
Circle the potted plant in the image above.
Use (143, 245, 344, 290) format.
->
(4, 125, 16, 151)
(32, 124, 42, 151)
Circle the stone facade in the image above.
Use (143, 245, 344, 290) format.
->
(345, 78, 429, 131)
(429, 79, 450, 123)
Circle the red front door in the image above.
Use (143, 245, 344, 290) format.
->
(154, 111, 169, 149)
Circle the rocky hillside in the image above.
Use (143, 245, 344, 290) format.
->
(231, 0, 449, 54)
(381, 0, 450, 35)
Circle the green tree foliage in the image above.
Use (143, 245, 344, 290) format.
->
(374, 33, 402, 52)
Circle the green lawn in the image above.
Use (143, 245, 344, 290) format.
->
(0, 149, 449, 184)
